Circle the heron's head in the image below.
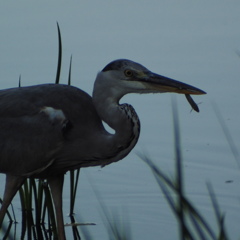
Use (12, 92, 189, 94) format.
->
(94, 59, 206, 110)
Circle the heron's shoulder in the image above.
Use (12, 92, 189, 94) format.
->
(0, 84, 93, 118)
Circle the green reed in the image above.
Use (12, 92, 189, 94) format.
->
(1, 23, 81, 239)
(139, 98, 230, 240)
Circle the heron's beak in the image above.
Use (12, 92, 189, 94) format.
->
(142, 72, 206, 95)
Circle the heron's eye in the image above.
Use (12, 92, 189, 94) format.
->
(124, 69, 133, 77)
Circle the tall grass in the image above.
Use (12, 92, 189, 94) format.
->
(0, 23, 81, 240)
(139, 98, 230, 240)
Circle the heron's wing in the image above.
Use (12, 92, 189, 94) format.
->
(0, 84, 105, 176)
(0, 108, 67, 177)
(0, 84, 102, 126)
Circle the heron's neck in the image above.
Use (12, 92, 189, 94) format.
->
(92, 88, 140, 164)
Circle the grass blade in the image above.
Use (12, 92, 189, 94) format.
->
(18, 75, 21, 87)
(55, 22, 62, 84)
(68, 55, 72, 86)
(206, 182, 229, 240)
(212, 101, 240, 168)
(171, 96, 186, 240)
(189, 211, 208, 240)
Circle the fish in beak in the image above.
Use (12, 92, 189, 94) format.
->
(141, 71, 206, 112)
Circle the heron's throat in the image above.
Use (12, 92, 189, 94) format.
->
(93, 95, 141, 164)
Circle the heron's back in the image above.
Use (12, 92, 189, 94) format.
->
(0, 84, 105, 177)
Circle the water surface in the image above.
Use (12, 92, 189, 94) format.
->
(0, 1, 240, 239)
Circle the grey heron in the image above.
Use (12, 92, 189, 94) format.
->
(0, 59, 206, 239)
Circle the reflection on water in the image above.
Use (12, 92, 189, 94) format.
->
(0, 215, 83, 240)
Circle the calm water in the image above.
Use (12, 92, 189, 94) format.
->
(0, 1, 240, 239)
